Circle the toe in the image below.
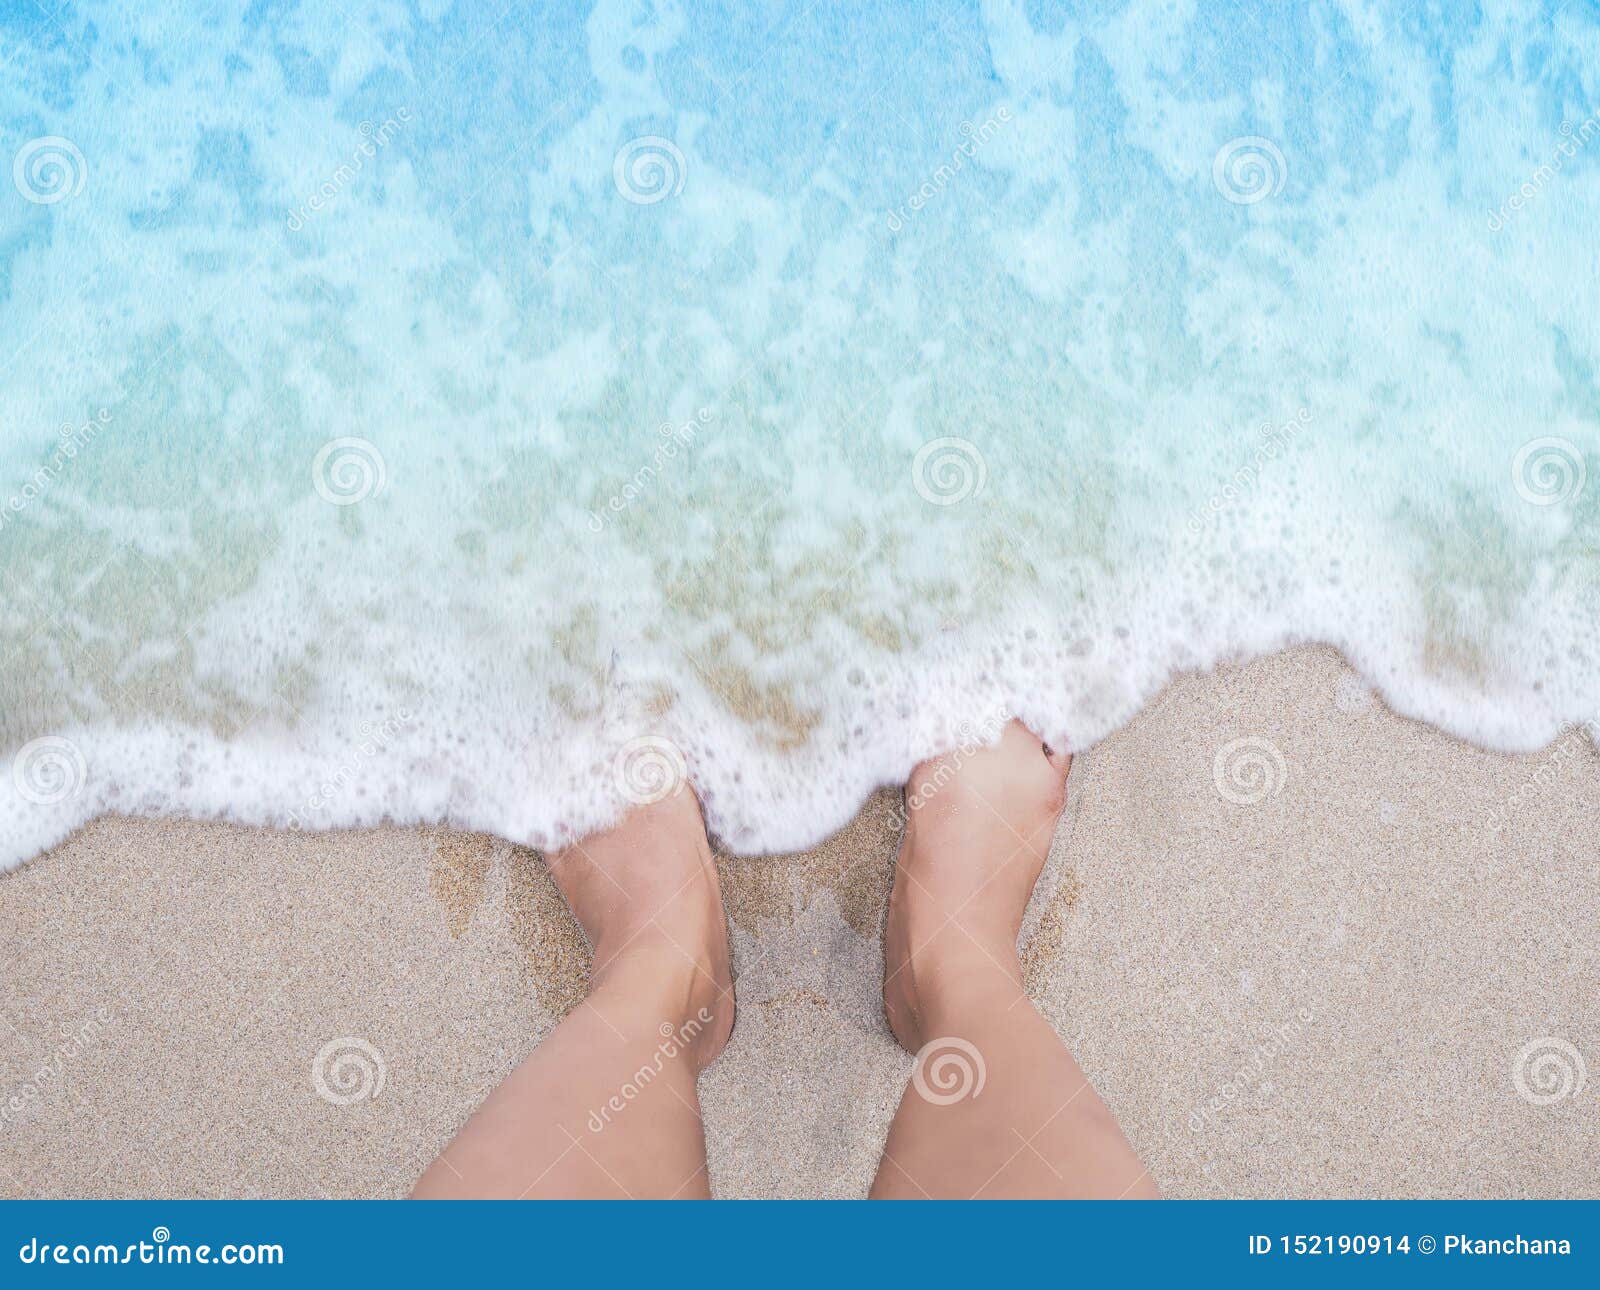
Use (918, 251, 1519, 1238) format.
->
(1042, 738, 1072, 778)
(1002, 718, 1072, 779)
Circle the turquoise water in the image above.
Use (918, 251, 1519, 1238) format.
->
(2, 1, 1597, 866)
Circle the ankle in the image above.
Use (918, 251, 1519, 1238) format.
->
(900, 938, 1028, 1041)
(588, 940, 730, 1068)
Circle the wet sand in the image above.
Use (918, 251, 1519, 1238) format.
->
(2, 646, 1595, 1198)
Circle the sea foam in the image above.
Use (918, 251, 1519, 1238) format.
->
(2, 1, 1598, 868)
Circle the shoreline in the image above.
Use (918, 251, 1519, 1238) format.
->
(2, 645, 1595, 1199)
(6, 625, 1599, 877)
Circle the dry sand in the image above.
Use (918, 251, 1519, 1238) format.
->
(2, 646, 1595, 1199)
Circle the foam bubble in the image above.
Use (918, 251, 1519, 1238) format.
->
(2, 2, 1598, 868)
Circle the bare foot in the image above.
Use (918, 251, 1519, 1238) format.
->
(547, 785, 734, 1070)
(883, 719, 1071, 1053)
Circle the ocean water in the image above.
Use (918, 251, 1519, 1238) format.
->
(2, 0, 1597, 868)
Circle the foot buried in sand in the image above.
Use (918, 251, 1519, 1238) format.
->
(884, 719, 1072, 1050)
(412, 784, 732, 1199)
(546, 784, 736, 1071)
(416, 726, 1152, 1200)
(872, 719, 1157, 1200)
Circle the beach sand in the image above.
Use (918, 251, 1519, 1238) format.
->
(2, 645, 1595, 1199)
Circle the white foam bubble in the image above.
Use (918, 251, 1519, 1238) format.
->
(4, 1, 1599, 868)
